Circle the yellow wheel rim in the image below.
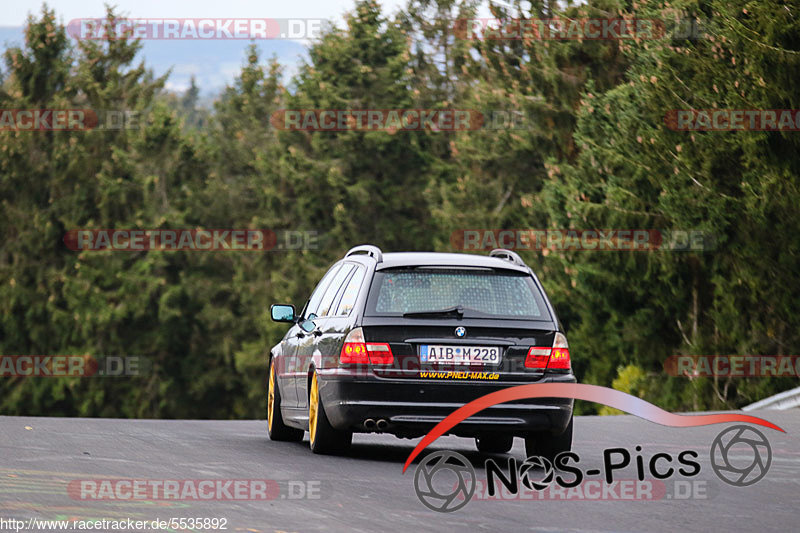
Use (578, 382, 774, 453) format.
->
(309, 373, 319, 446)
(267, 364, 275, 432)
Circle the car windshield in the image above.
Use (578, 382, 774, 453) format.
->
(366, 268, 550, 319)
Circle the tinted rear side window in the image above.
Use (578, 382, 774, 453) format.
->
(305, 264, 342, 318)
(335, 266, 366, 316)
(317, 264, 355, 317)
(365, 268, 550, 319)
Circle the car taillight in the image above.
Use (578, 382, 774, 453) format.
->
(548, 332, 571, 370)
(341, 328, 369, 364)
(366, 343, 393, 365)
(340, 328, 394, 365)
(524, 347, 551, 369)
(524, 332, 571, 370)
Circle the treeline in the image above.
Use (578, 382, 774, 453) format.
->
(1, 1, 798, 418)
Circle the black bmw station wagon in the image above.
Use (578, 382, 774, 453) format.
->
(267, 245, 575, 457)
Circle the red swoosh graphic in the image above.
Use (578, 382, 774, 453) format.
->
(402, 383, 784, 473)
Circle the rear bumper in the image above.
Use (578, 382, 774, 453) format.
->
(317, 369, 575, 438)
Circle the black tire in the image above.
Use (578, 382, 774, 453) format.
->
(267, 358, 304, 442)
(524, 416, 573, 461)
(475, 434, 514, 454)
(308, 371, 352, 455)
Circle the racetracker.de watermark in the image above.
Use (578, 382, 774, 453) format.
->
(67, 479, 323, 501)
(665, 355, 800, 378)
(271, 109, 568, 132)
(0, 109, 140, 131)
(451, 229, 714, 252)
(454, 17, 714, 41)
(271, 109, 484, 131)
(63, 229, 319, 251)
(66, 18, 330, 40)
(0, 355, 149, 377)
(665, 110, 800, 131)
(454, 18, 664, 40)
(472, 478, 711, 501)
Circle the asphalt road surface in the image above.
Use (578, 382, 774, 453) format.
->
(1, 412, 797, 533)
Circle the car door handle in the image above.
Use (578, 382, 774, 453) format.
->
(311, 330, 322, 337)
(295, 332, 305, 338)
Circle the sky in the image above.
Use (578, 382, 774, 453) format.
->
(2, 0, 410, 27)
(1, 0, 502, 95)
(0, 1, 410, 94)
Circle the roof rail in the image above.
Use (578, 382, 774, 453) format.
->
(489, 248, 526, 267)
(345, 244, 383, 263)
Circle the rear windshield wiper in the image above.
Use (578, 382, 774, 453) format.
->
(403, 305, 464, 318)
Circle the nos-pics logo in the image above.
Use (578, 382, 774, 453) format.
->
(413, 425, 772, 512)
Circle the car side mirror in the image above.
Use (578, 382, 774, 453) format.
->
(300, 319, 317, 333)
(270, 304, 296, 323)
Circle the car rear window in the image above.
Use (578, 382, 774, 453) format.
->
(365, 268, 551, 319)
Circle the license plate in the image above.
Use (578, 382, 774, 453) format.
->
(419, 345, 502, 365)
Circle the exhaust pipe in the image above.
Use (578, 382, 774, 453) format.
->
(376, 419, 389, 431)
(364, 419, 376, 431)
